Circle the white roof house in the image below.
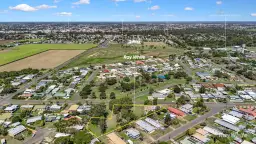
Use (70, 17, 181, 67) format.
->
(27, 116, 42, 124)
(144, 118, 164, 130)
(203, 126, 225, 136)
(136, 120, 156, 133)
(222, 114, 240, 124)
(4, 105, 18, 112)
(55, 133, 71, 138)
(22, 74, 35, 80)
(8, 125, 26, 137)
(125, 128, 140, 139)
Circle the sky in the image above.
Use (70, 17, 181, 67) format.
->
(0, 0, 256, 22)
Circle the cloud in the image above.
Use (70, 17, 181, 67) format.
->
(149, 5, 160, 10)
(251, 13, 256, 17)
(9, 4, 57, 12)
(73, 0, 90, 5)
(135, 15, 141, 19)
(184, 7, 194, 11)
(134, 0, 146, 2)
(216, 1, 222, 5)
(9, 4, 37, 12)
(54, 0, 61, 3)
(112, 0, 126, 2)
(56, 12, 72, 16)
(36, 4, 57, 9)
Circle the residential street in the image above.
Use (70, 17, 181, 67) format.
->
(155, 104, 228, 142)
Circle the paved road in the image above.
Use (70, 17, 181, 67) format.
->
(23, 128, 53, 144)
(156, 104, 228, 142)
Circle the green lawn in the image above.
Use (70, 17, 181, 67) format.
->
(0, 43, 96, 65)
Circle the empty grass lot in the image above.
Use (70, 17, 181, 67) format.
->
(0, 44, 96, 66)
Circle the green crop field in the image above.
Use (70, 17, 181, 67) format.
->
(0, 43, 97, 65)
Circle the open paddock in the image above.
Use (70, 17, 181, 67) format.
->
(144, 42, 166, 46)
(0, 50, 85, 72)
(0, 40, 15, 45)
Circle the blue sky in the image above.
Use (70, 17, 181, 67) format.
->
(0, 0, 256, 22)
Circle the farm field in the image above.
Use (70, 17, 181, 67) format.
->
(144, 41, 166, 46)
(0, 40, 15, 45)
(0, 43, 96, 66)
(66, 44, 185, 68)
(0, 50, 85, 71)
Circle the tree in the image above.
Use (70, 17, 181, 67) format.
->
(187, 128, 196, 135)
(164, 114, 172, 126)
(54, 136, 72, 144)
(199, 86, 206, 93)
(99, 119, 107, 134)
(149, 87, 154, 94)
(110, 92, 116, 99)
(73, 131, 93, 144)
(91, 92, 96, 99)
(144, 100, 152, 105)
(173, 86, 181, 93)
(153, 98, 158, 105)
(100, 92, 107, 99)
(123, 77, 130, 82)
(12, 116, 21, 123)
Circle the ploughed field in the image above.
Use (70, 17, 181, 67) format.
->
(0, 44, 96, 66)
(0, 50, 85, 72)
(0, 44, 96, 71)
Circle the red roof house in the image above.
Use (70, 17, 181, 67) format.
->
(136, 61, 145, 65)
(168, 107, 185, 116)
(103, 69, 110, 73)
(239, 106, 256, 117)
(213, 83, 225, 88)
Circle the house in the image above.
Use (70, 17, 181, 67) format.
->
(192, 133, 210, 143)
(55, 133, 71, 138)
(125, 128, 140, 139)
(4, 105, 18, 113)
(22, 74, 35, 80)
(214, 119, 240, 132)
(9, 122, 21, 128)
(213, 83, 225, 91)
(8, 125, 26, 137)
(70, 125, 84, 131)
(27, 116, 42, 124)
(20, 105, 34, 110)
(136, 120, 156, 133)
(180, 136, 201, 144)
(229, 111, 243, 118)
(152, 89, 171, 99)
(68, 105, 79, 113)
(196, 128, 208, 136)
(168, 107, 185, 117)
(33, 105, 46, 112)
(239, 106, 256, 117)
(49, 105, 62, 111)
(221, 114, 240, 124)
(180, 104, 193, 114)
(46, 85, 56, 94)
(144, 106, 157, 114)
(144, 118, 164, 130)
(241, 140, 254, 144)
(107, 132, 126, 144)
(203, 126, 225, 136)
(77, 105, 91, 113)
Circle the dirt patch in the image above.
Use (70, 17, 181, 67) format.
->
(0, 50, 85, 72)
(144, 42, 166, 46)
(0, 40, 15, 45)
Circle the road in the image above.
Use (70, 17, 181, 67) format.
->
(23, 128, 53, 144)
(156, 103, 229, 142)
